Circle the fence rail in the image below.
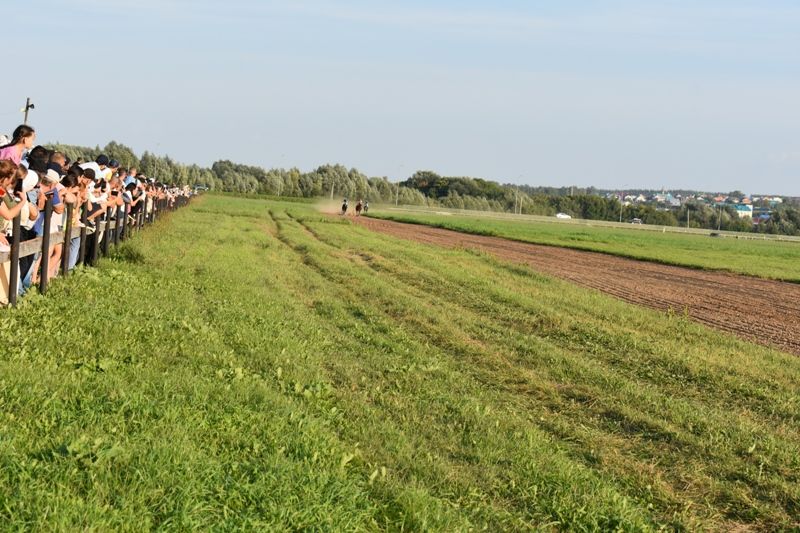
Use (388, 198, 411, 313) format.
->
(1, 194, 191, 307)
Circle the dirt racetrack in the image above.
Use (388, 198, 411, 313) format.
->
(356, 216, 800, 356)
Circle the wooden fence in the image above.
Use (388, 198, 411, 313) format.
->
(1, 194, 191, 307)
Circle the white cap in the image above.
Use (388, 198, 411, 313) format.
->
(22, 169, 38, 192)
(45, 169, 60, 183)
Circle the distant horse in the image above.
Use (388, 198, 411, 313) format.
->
(355, 200, 363, 216)
(341, 201, 348, 215)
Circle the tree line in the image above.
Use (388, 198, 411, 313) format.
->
(44, 141, 800, 235)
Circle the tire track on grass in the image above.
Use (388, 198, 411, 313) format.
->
(271, 214, 662, 530)
(356, 217, 800, 356)
(288, 218, 751, 527)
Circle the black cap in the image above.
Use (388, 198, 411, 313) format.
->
(109, 159, 119, 168)
(96, 154, 109, 166)
(47, 162, 64, 175)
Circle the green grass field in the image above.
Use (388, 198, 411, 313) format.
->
(368, 208, 800, 282)
(0, 195, 798, 530)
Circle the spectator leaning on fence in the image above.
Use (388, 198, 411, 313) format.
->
(0, 122, 196, 306)
(15, 168, 39, 293)
(61, 167, 85, 271)
(80, 154, 111, 184)
(125, 167, 137, 187)
(27, 145, 51, 171)
(0, 161, 30, 304)
(0, 125, 36, 165)
(0, 161, 29, 244)
(30, 169, 65, 285)
(49, 151, 68, 174)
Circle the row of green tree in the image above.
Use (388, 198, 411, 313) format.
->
(43, 141, 800, 235)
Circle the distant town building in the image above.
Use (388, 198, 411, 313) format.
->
(734, 204, 754, 218)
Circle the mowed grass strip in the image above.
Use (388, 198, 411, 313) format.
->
(0, 195, 796, 530)
(367, 209, 800, 282)
(289, 209, 800, 529)
(294, 209, 800, 529)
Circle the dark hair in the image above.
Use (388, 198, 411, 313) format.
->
(1, 124, 35, 149)
(0, 160, 18, 182)
(26, 145, 50, 172)
(12, 165, 29, 195)
(66, 165, 84, 179)
(83, 168, 96, 181)
(60, 173, 79, 188)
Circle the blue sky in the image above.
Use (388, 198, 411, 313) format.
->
(6, 1, 800, 194)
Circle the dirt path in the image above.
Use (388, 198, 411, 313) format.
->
(356, 216, 800, 356)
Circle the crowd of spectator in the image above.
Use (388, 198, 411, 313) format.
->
(0, 124, 193, 305)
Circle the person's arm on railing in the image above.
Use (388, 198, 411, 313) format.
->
(0, 192, 28, 221)
(26, 199, 38, 222)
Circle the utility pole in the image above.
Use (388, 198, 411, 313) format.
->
(395, 185, 399, 206)
(687, 206, 690, 229)
(329, 180, 334, 200)
(718, 205, 722, 231)
(22, 97, 34, 124)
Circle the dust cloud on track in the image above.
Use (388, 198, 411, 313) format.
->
(355, 216, 800, 356)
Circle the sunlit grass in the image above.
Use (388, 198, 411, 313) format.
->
(0, 195, 797, 530)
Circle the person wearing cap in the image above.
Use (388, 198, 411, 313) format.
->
(101, 157, 116, 181)
(80, 154, 110, 183)
(107, 159, 120, 182)
(28, 169, 65, 286)
(41, 169, 66, 220)
(60, 170, 85, 272)
(48, 151, 68, 175)
(13, 167, 40, 294)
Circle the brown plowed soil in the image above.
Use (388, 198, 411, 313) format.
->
(356, 216, 800, 356)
